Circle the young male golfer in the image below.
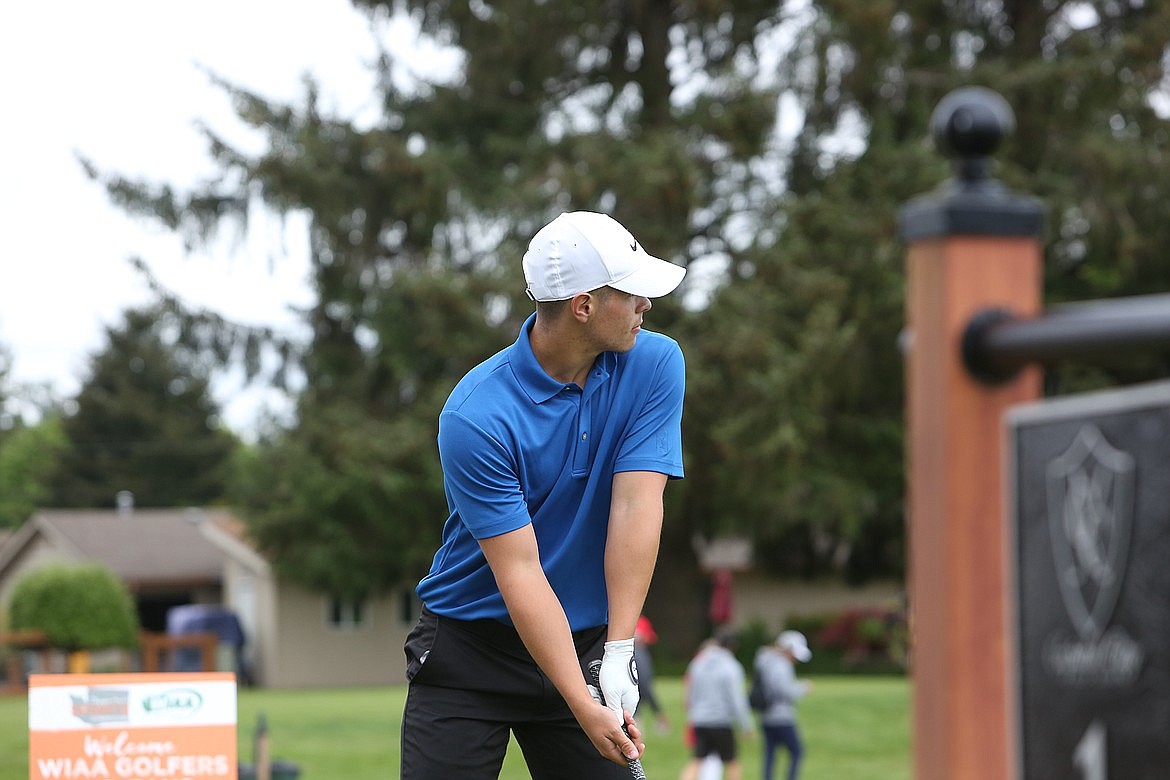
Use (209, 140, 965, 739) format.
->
(400, 211, 687, 779)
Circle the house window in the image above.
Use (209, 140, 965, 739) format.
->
(327, 597, 367, 631)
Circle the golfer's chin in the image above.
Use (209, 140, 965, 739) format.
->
(612, 333, 639, 353)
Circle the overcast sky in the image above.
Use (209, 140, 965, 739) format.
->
(1, 3, 817, 438)
(0, 1, 414, 434)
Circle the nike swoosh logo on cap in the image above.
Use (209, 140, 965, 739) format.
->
(630, 241, 638, 251)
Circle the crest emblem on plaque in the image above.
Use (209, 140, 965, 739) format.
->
(1046, 424, 1135, 641)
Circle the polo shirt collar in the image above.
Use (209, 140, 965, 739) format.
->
(510, 313, 613, 403)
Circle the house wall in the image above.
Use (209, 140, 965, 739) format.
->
(266, 584, 413, 688)
(259, 577, 904, 688)
(220, 559, 278, 687)
(1, 518, 906, 689)
(729, 574, 905, 631)
(0, 536, 78, 614)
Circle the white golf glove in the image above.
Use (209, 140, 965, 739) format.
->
(598, 638, 639, 725)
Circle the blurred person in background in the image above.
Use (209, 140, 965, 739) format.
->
(754, 630, 813, 780)
(634, 614, 670, 732)
(679, 628, 754, 780)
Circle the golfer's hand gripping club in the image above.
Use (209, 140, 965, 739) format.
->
(589, 653, 647, 779)
(599, 638, 639, 724)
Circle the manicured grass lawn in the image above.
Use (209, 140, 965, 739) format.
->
(1, 675, 908, 779)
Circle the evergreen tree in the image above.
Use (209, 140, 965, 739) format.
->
(86, 2, 1170, 616)
(46, 306, 237, 508)
(676, 0, 1170, 583)
(92, 1, 784, 607)
(0, 343, 10, 423)
(0, 416, 66, 528)
(1, 343, 68, 527)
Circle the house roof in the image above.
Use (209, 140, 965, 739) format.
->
(2, 508, 255, 588)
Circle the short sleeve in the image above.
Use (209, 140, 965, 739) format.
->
(438, 410, 533, 539)
(614, 339, 685, 477)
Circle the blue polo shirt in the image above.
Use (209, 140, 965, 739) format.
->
(416, 312, 685, 630)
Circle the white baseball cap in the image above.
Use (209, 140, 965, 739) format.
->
(522, 211, 686, 302)
(777, 630, 812, 662)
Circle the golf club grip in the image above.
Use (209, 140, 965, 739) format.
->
(589, 661, 648, 779)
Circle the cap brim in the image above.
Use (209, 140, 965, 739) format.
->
(608, 255, 686, 299)
(794, 646, 812, 662)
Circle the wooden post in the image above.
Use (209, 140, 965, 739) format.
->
(255, 712, 271, 780)
(138, 631, 218, 673)
(0, 629, 51, 694)
(898, 87, 1045, 780)
(67, 650, 91, 674)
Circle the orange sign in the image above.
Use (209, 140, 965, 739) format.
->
(28, 672, 237, 780)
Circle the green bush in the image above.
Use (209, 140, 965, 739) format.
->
(8, 563, 139, 650)
(813, 606, 908, 673)
(740, 609, 909, 676)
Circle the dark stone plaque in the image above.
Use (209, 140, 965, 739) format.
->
(1009, 381, 1170, 779)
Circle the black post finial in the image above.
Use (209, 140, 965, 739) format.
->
(898, 86, 1042, 242)
(930, 86, 1015, 185)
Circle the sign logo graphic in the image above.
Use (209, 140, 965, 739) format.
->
(1046, 424, 1134, 641)
(143, 688, 204, 717)
(70, 689, 129, 725)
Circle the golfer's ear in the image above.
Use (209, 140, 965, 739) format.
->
(569, 292, 594, 322)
